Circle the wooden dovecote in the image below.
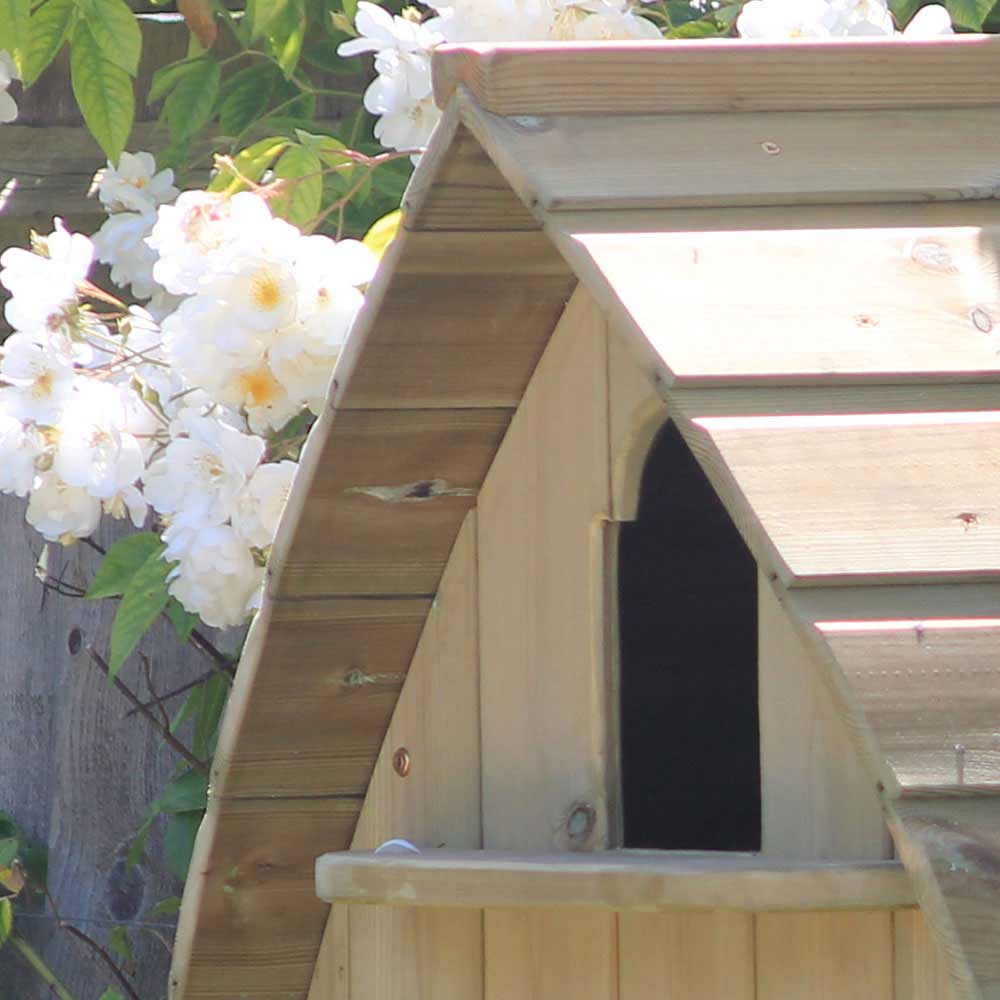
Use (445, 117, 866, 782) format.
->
(170, 37, 1000, 1000)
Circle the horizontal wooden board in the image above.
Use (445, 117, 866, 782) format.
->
(811, 619, 1000, 793)
(678, 409, 1000, 587)
(170, 795, 361, 1000)
(212, 596, 430, 798)
(550, 205, 1000, 384)
(316, 850, 916, 912)
(890, 798, 1000, 999)
(464, 102, 1000, 212)
(433, 37, 1000, 117)
(268, 407, 510, 599)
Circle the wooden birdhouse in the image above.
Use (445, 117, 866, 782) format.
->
(170, 37, 1000, 1000)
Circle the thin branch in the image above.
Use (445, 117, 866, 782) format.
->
(126, 667, 231, 717)
(84, 645, 209, 776)
(59, 923, 142, 1000)
(140, 653, 170, 729)
(9, 935, 76, 1000)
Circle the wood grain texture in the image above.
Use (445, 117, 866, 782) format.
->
(619, 911, 754, 1000)
(462, 100, 1000, 211)
(477, 286, 616, 998)
(212, 596, 430, 798)
(678, 409, 1000, 587)
(432, 37, 1000, 116)
(814, 620, 1000, 793)
(345, 511, 483, 1000)
(318, 851, 915, 912)
(269, 408, 509, 599)
(549, 206, 1000, 385)
(308, 905, 351, 1000)
(756, 911, 894, 999)
(171, 795, 362, 1000)
(895, 910, 956, 1000)
(889, 798, 1000, 1000)
(0, 506, 214, 1000)
(759, 573, 889, 860)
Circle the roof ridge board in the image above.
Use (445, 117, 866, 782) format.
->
(433, 37, 1000, 118)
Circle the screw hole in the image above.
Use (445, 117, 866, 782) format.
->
(392, 747, 411, 778)
(67, 628, 83, 655)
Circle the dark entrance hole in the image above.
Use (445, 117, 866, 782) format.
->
(618, 421, 761, 851)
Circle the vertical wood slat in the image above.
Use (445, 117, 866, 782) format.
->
(336, 511, 483, 1000)
(477, 286, 617, 999)
(894, 910, 956, 1000)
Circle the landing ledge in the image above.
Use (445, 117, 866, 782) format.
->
(315, 849, 915, 912)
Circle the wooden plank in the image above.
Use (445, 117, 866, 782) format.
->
(895, 910, 956, 1000)
(548, 205, 1000, 385)
(346, 511, 483, 1000)
(618, 911, 754, 1000)
(433, 37, 1000, 117)
(676, 409, 1000, 587)
(170, 795, 361, 1000)
(476, 285, 616, 999)
(211, 596, 429, 798)
(268, 407, 510, 599)
(889, 798, 1000, 1000)
(307, 905, 350, 1000)
(811, 619, 1000, 793)
(759, 572, 889, 859)
(403, 115, 539, 232)
(462, 100, 1000, 212)
(318, 850, 916, 912)
(756, 911, 894, 999)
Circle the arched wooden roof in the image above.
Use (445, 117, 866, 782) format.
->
(171, 37, 1000, 1000)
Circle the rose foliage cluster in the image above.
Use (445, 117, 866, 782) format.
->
(0, 153, 375, 629)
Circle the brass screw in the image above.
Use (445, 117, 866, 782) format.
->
(392, 747, 411, 778)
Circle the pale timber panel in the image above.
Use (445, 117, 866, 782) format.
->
(433, 37, 1000, 116)
(212, 596, 429, 798)
(895, 910, 956, 1000)
(678, 410, 1000, 587)
(477, 286, 616, 999)
(889, 798, 1000, 1000)
(756, 911, 894, 999)
(346, 512, 483, 1000)
(269, 408, 509, 598)
(170, 795, 361, 1000)
(403, 115, 539, 232)
(759, 573, 889, 859)
(814, 620, 1000, 792)
(463, 101, 1000, 212)
(548, 205, 1000, 385)
(318, 851, 915, 911)
(619, 912, 754, 1000)
(307, 905, 350, 1000)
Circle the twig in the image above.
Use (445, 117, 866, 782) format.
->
(126, 667, 231, 717)
(9, 934, 76, 1000)
(84, 645, 209, 776)
(59, 922, 142, 1000)
(140, 653, 170, 729)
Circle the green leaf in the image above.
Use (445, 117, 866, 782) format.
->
(219, 60, 278, 136)
(0, 840, 17, 868)
(163, 55, 220, 142)
(192, 673, 229, 761)
(266, 0, 306, 77)
(148, 55, 203, 103)
(108, 547, 170, 677)
(165, 598, 199, 643)
(86, 533, 163, 599)
(108, 926, 133, 964)
(164, 812, 201, 881)
(158, 771, 208, 813)
(126, 812, 155, 869)
(146, 895, 181, 918)
(247, 0, 294, 39)
(362, 208, 400, 261)
(888, 0, 923, 22)
(667, 18, 723, 37)
(70, 21, 134, 162)
(73, 0, 142, 76)
(98, 991, 125, 1000)
(0, 899, 12, 949)
(271, 145, 323, 227)
(22, 0, 76, 87)
(207, 134, 289, 193)
(943, 0, 996, 27)
(0, 0, 31, 76)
